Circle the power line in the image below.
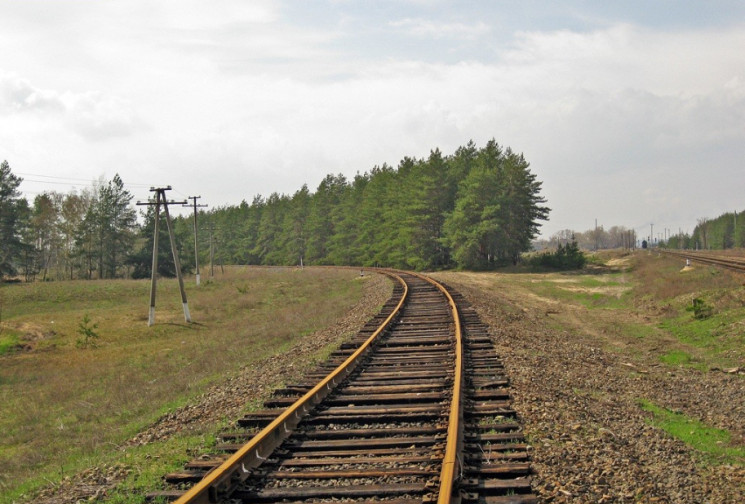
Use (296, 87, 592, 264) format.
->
(16, 172, 100, 182)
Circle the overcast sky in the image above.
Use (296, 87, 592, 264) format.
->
(2, 1, 744, 240)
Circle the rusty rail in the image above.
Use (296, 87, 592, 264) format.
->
(659, 249, 745, 273)
(158, 268, 534, 503)
(173, 271, 408, 504)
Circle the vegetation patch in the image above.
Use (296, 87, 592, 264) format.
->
(638, 399, 745, 465)
(0, 330, 21, 355)
(658, 308, 745, 366)
(0, 267, 371, 503)
(659, 350, 694, 367)
(528, 241, 586, 270)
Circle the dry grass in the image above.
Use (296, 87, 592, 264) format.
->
(631, 250, 744, 300)
(435, 250, 745, 369)
(0, 267, 367, 500)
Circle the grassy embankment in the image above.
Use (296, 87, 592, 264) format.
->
(0, 267, 379, 503)
(517, 250, 745, 371)
(439, 249, 745, 465)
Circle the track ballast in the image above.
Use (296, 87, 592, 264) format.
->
(151, 270, 535, 504)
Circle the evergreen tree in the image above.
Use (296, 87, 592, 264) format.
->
(327, 174, 366, 266)
(0, 160, 30, 279)
(442, 141, 549, 268)
(59, 191, 90, 279)
(75, 174, 137, 279)
(280, 185, 311, 265)
(306, 174, 348, 264)
(30, 192, 62, 280)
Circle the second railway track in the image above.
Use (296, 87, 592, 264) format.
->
(151, 270, 535, 504)
(659, 248, 745, 273)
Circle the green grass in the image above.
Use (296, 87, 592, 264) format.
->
(0, 330, 20, 355)
(657, 350, 709, 371)
(0, 267, 389, 503)
(639, 399, 745, 465)
(658, 307, 745, 368)
(659, 349, 693, 366)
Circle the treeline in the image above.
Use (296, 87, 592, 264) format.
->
(0, 140, 550, 280)
(0, 160, 193, 281)
(200, 140, 549, 270)
(665, 212, 745, 250)
(538, 226, 637, 251)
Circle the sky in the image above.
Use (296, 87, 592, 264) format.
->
(1, 1, 744, 241)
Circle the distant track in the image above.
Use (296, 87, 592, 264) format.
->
(658, 249, 745, 273)
(148, 270, 535, 504)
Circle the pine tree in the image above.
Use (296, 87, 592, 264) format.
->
(0, 160, 30, 279)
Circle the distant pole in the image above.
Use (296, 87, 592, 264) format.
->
(137, 187, 190, 326)
(594, 218, 598, 251)
(209, 224, 215, 278)
(162, 192, 191, 323)
(148, 192, 161, 326)
(185, 196, 207, 286)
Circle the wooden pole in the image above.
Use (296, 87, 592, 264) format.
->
(148, 191, 161, 326)
(162, 191, 191, 323)
(137, 187, 190, 325)
(185, 196, 207, 286)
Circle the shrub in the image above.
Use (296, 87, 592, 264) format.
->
(531, 241, 586, 270)
(76, 314, 100, 348)
(687, 297, 713, 320)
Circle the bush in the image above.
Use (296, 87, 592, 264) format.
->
(687, 297, 713, 320)
(532, 241, 586, 270)
(76, 314, 100, 348)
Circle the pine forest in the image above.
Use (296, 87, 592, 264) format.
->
(0, 140, 551, 280)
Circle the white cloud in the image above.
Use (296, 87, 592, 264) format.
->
(0, 72, 142, 142)
(2, 0, 744, 238)
(389, 18, 491, 40)
(0, 74, 65, 113)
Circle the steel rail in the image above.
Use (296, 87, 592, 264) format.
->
(173, 271, 409, 504)
(659, 249, 745, 273)
(410, 272, 464, 504)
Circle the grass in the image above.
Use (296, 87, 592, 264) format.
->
(0, 330, 20, 354)
(437, 250, 745, 370)
(657, 349, 709, 371)
(0, 267, 384, 503)
(639, 399, 745, 465)
(524, 271, 632, 310)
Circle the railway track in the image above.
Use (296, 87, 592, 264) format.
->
(149, 270, 535, 504)
(659, 249, 745, 273)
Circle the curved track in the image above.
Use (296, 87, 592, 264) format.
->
(150, 270, 535, 504)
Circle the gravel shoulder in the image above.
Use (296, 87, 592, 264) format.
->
(433, 270, 744, 504)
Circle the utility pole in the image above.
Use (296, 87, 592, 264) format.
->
(184, 196, 207, 286)
(594, 218, 598, 251)
(208, 224, 217, 278)
(137, 187, 191, 326)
